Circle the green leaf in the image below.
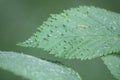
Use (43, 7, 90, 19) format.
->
(102, 54, 120, 80)
(0, 51, 81, 80)
(18, 6, 120, 59)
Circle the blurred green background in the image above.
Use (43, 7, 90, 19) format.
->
(0, 0, 120, 80)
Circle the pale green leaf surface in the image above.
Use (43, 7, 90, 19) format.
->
(102, 54, 120, 80)
(18, 6, 120, 59)
(0, 51, 81, 80)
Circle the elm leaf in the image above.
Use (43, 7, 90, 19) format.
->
(102, 54, 120, 80)
(18, 6, 120, 59)
(0, 51, 81, 80)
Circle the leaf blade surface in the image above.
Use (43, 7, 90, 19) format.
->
(0, 51, 81, 80)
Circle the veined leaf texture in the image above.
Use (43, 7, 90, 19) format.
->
(18, 6, 120, 59)
(102, 54, 120, 80)
(0, 51, 81, 80)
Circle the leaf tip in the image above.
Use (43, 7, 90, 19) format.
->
(16, 42, 25, 47)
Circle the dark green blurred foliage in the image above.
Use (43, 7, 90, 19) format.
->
(0, 0, 119, 80)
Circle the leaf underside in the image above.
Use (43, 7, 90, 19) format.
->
(18, 6, 120, 59)
(102, 54, 120, 80)
(0, 51, 81, 80)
